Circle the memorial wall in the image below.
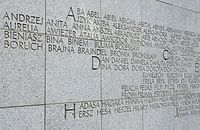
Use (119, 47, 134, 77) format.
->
(0, 0, 200, 129)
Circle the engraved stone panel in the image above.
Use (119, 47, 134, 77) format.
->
(0, 0, 200, 129)
(0, 0, 45, 107)
(100, 0, 143, 129)
(46, 103, 101, 130)
(141, 2, 170, 130)
(46, 0, 101, 104)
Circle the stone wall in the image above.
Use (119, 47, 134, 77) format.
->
(0, 0, 200, 129)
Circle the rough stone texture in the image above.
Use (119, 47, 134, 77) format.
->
(46, 104, 101, 130)
(46, 0, 101, 104)
(0, 0, 45, 107)
(0, 106, 44, 130)
(0, 0, 200, 130)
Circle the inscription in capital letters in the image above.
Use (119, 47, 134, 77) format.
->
(2, 5, 200, 120)
(52, 6, 200, 119)
(2, 12, 44, 51)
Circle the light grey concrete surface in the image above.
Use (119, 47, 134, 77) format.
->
(0, 0, 45, 107)
(46, 0, 101, 104)
(0, 0, 200, 130)
(0, 106, 44, 130)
